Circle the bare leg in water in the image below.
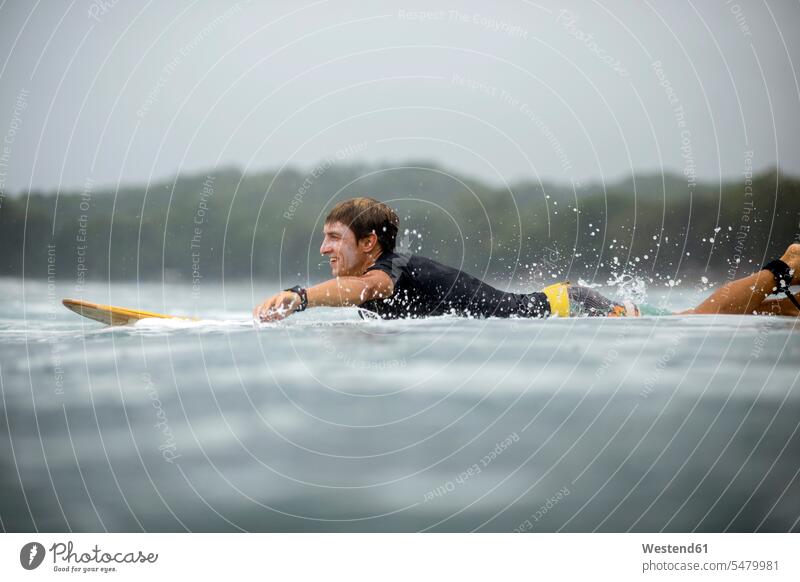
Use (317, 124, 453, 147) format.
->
(755, 297, 800, 317)
(683, 243, 800, 316)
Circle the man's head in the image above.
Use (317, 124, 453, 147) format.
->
(321, 197, 399, 277)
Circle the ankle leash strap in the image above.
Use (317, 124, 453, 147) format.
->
(762, 259, 800, 310)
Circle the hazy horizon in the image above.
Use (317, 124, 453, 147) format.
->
(2, 157, 796, 199)
(1, 0, 799, 194)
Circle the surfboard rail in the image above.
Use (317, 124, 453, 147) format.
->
(62, 298, 191, 326)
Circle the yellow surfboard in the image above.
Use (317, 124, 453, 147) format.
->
(62, 298, 193, 326)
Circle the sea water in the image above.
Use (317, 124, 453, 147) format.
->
(1, 277, 798, 532)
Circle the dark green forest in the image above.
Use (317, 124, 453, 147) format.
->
(1, 162, 798, 287)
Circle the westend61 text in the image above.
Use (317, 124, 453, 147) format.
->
(642, 543, 708, 554)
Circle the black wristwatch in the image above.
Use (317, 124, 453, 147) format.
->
(284, 285, 308, 311)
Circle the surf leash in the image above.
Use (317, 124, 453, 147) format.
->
(762, 259, 800, 310)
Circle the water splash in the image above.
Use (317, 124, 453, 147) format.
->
(605, 272, 649, 305)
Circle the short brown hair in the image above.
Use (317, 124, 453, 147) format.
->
(325, 197, 400, 252)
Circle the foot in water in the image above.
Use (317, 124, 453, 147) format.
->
(779, 243, 800, 285)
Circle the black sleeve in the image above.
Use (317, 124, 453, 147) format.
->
(365, 252, 405, 285)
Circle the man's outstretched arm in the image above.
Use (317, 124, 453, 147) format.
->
(253, 270, 394, 321)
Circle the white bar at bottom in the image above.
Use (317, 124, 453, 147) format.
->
(1, 533, 797, 581)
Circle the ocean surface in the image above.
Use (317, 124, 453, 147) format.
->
(1, 277, 798, 532)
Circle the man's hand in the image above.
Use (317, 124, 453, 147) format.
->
(253, 290, 302, 322)
(253, 271, 393, 322)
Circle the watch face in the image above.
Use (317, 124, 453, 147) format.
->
(288, 286, 307, 310)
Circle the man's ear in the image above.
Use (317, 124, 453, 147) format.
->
(359, 231, 379, 252)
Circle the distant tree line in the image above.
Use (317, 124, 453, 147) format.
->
(1, 162, 798, 289)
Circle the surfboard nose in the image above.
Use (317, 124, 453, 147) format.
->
(61, 298, 187, 326)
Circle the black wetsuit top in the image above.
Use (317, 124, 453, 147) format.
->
(358, 251, 550, 320)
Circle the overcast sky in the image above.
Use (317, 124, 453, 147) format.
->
(0, 0, 798, 193)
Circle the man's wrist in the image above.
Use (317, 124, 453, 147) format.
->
(284, 285, 308, 311)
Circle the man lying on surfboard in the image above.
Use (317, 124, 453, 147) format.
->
(253, 197, 800, 322)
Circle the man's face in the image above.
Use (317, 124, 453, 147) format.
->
(320, 221, 367, 277)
